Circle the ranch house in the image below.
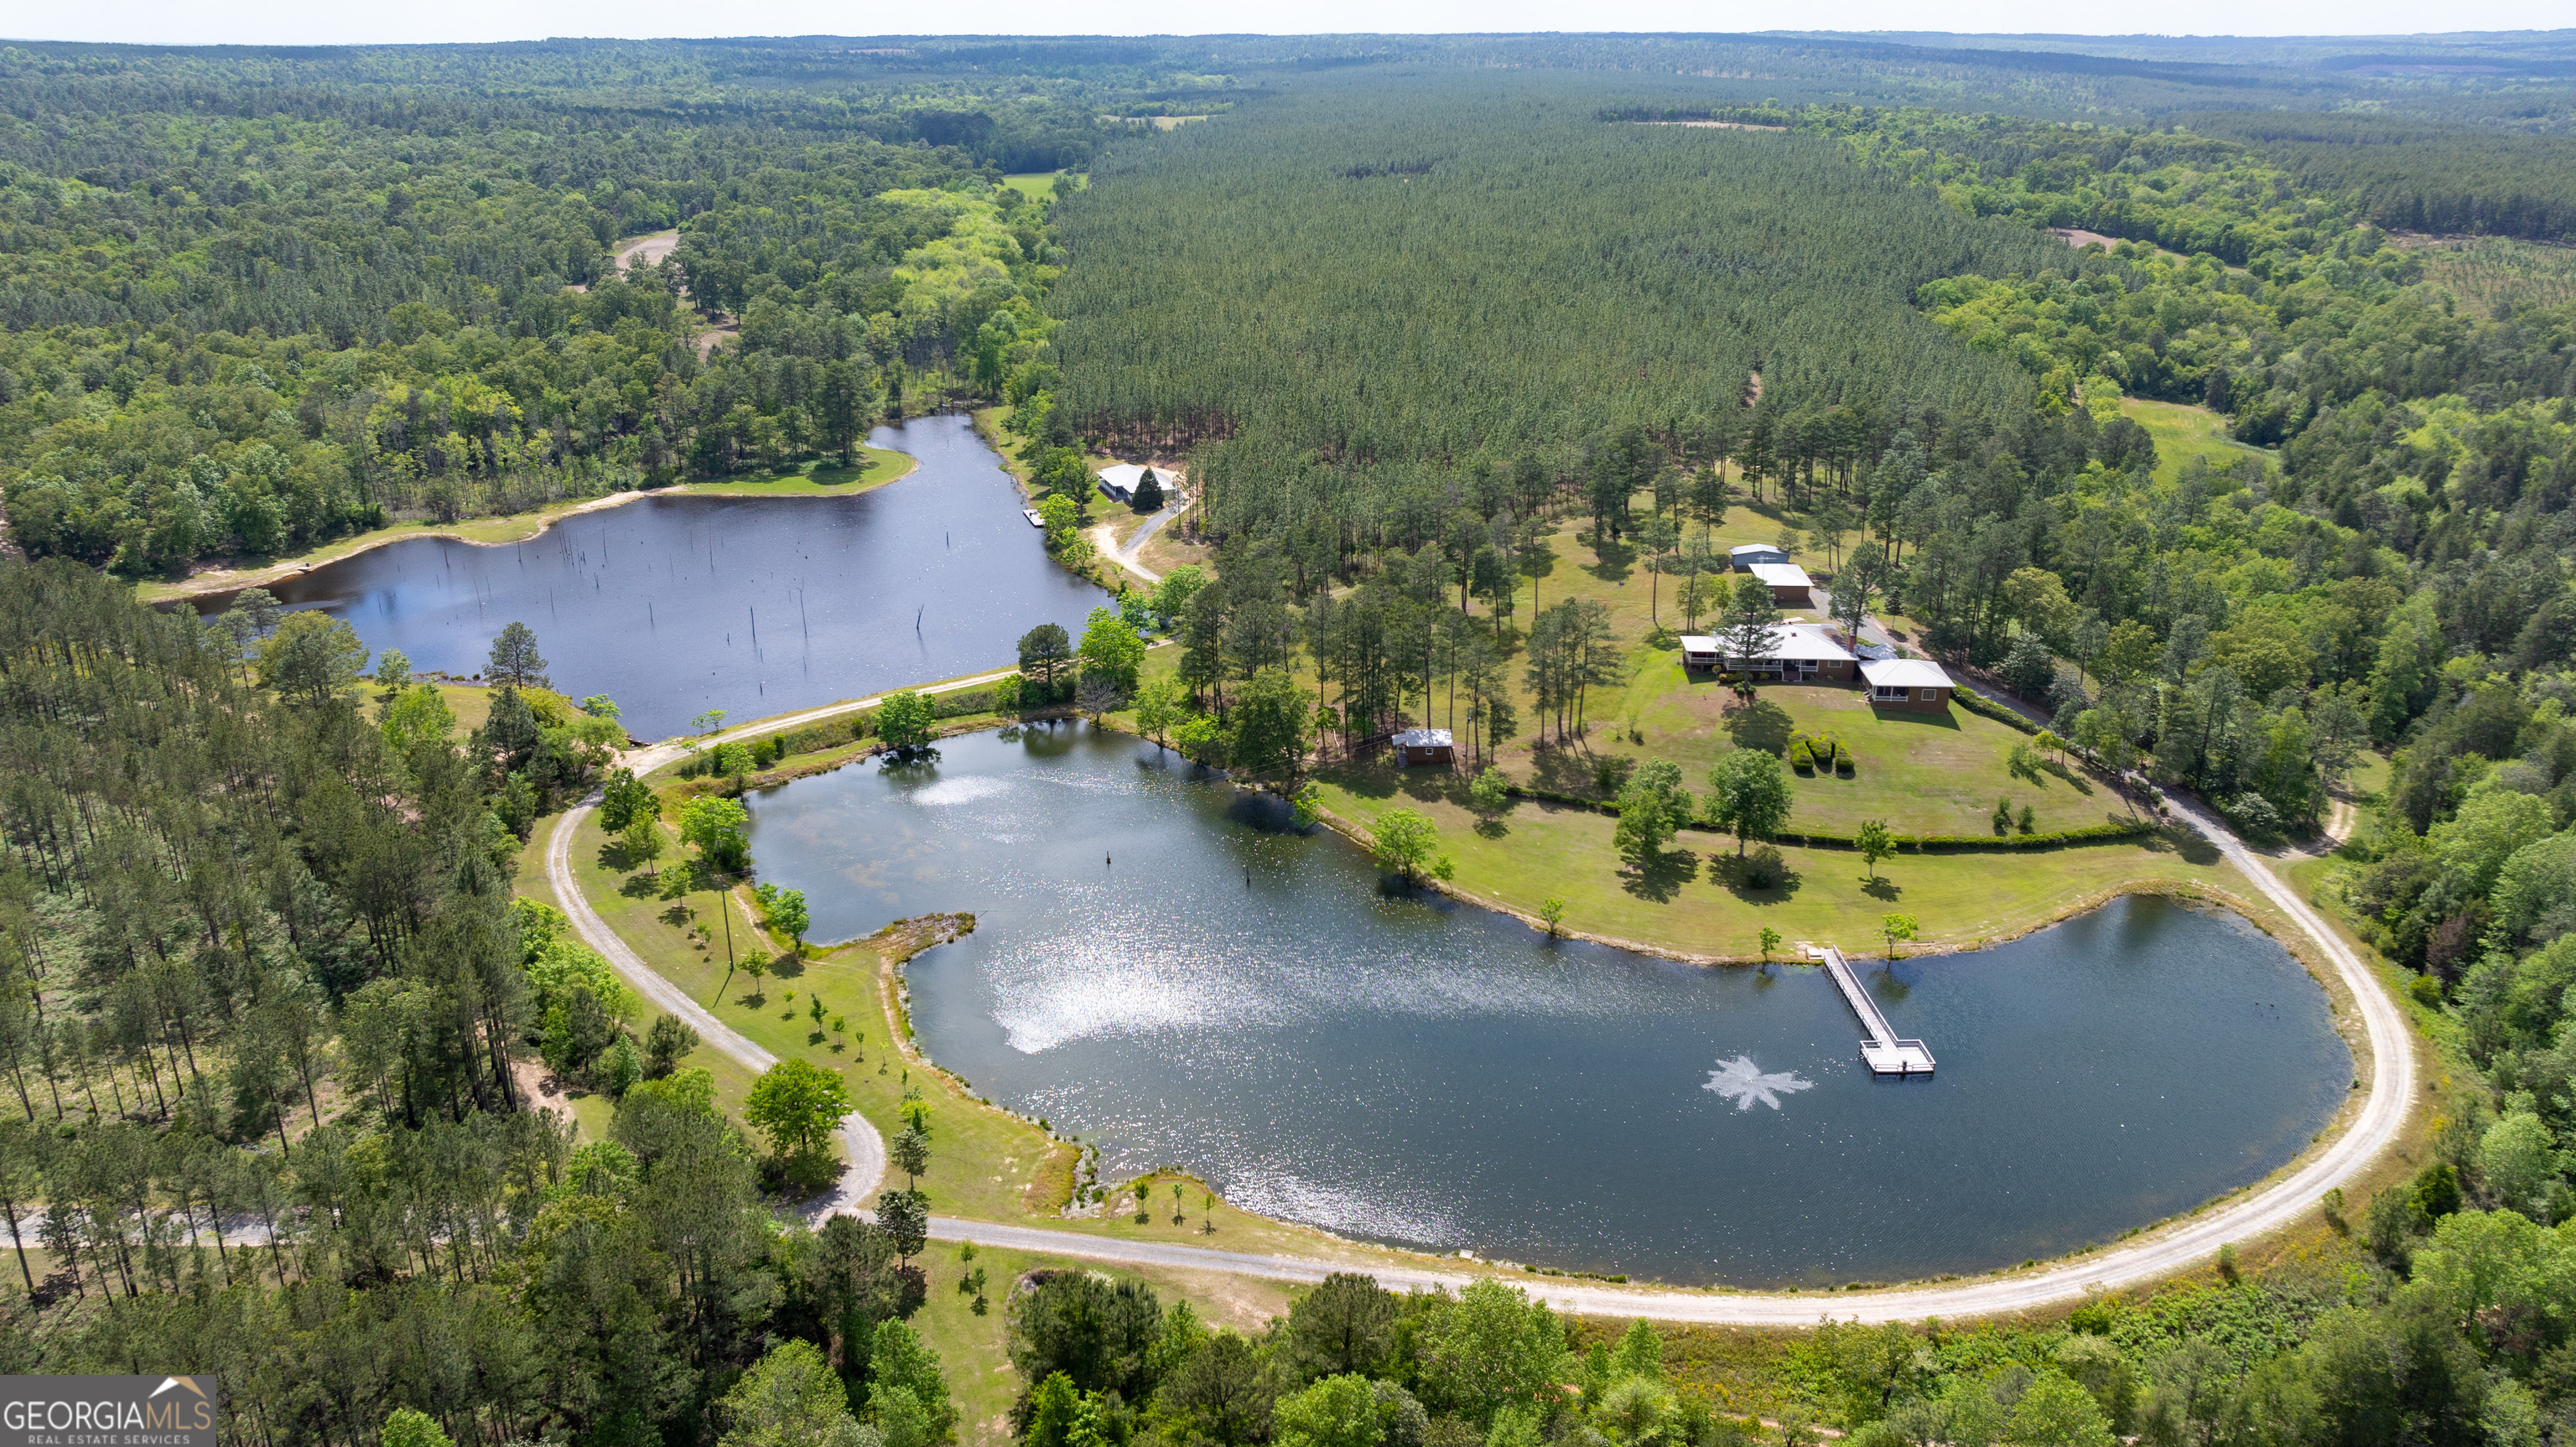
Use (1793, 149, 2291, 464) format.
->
(1681, 624, 1857, 682)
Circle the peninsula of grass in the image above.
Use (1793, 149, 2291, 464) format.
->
(1309, 765, 2261, 961)
(140, 445, 915, 602)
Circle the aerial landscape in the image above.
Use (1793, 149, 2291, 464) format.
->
(4, 15, 2576, 1447)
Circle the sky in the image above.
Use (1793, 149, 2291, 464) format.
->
(8, 0, 2572, 47)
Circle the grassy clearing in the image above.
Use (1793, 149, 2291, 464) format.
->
(1311, 763, 2248, 961)
(2117, 397, 2274, 485)
(1592, 661, 2118, 836)
(675, 446, 915, 495)
(1425, 506, 2083, 840)
(1002, 173, 1084, 200)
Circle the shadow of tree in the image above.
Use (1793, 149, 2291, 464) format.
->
(1862, 876, 1902, 901)
(1317, 761, 1401, 801)
(1530, 746, 1605, 798)
(1867, 705, 1963, 731)
(1586, 537, 1636, 583)
(1473, 817, 1510, 839)
(1716, 845, 1800, 900)
(2167, 825, 2221, 865)
(1621, 845, 1701, 902)
(2042, 760, 2096, 796)
(1724, 699, 1794, 755)
(619, 872, 661, 900)
(659, 903, 694, 928)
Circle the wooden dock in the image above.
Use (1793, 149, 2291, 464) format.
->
(1810, 946, 1935, 1076)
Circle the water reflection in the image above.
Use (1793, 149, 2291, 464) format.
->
(191, 415, 1108, 737)
(744, 725, 2351, 1286)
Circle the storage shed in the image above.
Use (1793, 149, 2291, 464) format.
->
(1748, 563, 1815, 607)
(1393, 729, 1455, 767)
(1730, 544, 1789, 570)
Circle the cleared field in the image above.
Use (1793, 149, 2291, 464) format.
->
(1454, 511, 2100, 837)
(2118, 397, 2275, 485)
(1603, 662, 2120, 836)
(1002, 171, 1084, 200)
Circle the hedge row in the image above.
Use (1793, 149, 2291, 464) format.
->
(1498, 782, 2153, 851)
(1953, 683, 2045, 736)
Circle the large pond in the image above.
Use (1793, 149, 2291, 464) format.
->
(745, 726, 2352, 1288)
(193, 414, 1108, 738)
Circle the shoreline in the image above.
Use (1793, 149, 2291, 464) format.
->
(138, 446, 922, 604)
(626, 716, 2406, 1304)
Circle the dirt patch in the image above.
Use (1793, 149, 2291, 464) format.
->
(1635, 121, 1788, 132)
(512, 1057, 574, 1128)
(867, 912, 978, 966)
(2050, 227, 2123, 251)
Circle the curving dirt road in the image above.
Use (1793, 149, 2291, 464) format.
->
(547, 687, 2413, 1323)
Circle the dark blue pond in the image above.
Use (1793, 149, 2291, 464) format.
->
(194, 414, 1107, 738)
(743, 724, 2353, 1288)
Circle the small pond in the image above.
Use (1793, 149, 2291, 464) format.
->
(192, 414, 1107, 738)
(745, 725, 2351, 1288)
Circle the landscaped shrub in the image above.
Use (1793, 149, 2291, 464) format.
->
(1836, 752, 1857, 778)
(1788, 736, 1815, 772)
(1812, 730, 1844, 770)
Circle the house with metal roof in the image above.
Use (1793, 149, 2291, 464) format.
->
(1860, 657, 1955, 713)
(1747, 562, 1815, 606)
(1392, 728, 1454, 767)
(1680, 623, 1856, 682)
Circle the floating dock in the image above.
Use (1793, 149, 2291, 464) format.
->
(1810, 945, 1935, 1076)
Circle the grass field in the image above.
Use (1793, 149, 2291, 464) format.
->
(2117, 397, 2276, 485)
(1424, 502, 2090, 841)
(1311, 766, 2244, 961)
(1590, 661, 2118, 836)
(1003, 172, 1085, 200)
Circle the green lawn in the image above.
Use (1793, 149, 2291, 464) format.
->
(1002, 172, 1083, 200)
(1441, 506, 2082, 840)
(677, 445, 914, 495)
(2118, 397, 2275, 485)
(1587, 662, 2117, 837)
(1311, 766, 2264, 962)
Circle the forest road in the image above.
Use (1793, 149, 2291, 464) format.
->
(547, 689, 2415, 1324)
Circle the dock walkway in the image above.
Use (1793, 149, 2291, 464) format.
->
(1810, 945, 1935, 1076)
